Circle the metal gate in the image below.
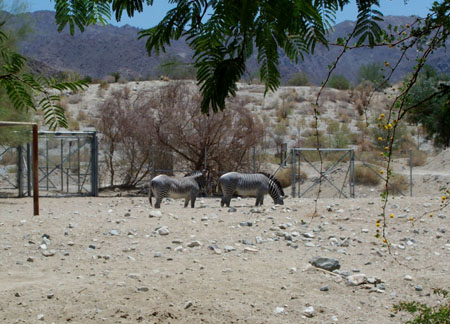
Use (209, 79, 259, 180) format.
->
(0, 131, 98, 197)
(290, 148, 355, 198)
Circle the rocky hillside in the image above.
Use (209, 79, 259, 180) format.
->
(9, 11, 450, 84)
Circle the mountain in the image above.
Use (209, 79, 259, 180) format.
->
(11, 11, 450, 84)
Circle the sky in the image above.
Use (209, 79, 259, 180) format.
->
(11, 0, 439, 29)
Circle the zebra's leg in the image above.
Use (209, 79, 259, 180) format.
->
(184, 198, 190, 208)
(190, 196, 196, 208)
(155, 197, 162, 209)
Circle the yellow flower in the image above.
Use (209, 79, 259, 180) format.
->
(389, 213, 394, 218)
(380, 113, 385, 118)
(388, 123, 393, 129)
(429, 214, 433, 218)
(388, 44, 393, 48)
(409, 217, 415, 221)
(378, 137, 383, 141)
(402, 31, 407, 36)
(383, 125, 388, 130)
(383, 238, 387, 243)
(442, 195, 447, 201)
(380, 152, 384, 156)
(384, 61, 390, 67)
(385, 146, 389, 151)
(376, 222, 381, 227)
(380, 170, 384, 174)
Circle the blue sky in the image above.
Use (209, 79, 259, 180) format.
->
(18, 0, 439, 28)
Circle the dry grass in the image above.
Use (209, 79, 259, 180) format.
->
(411, 150, 427, 167)
(354, 165, 381, 186)
(274, 166, 308, 188)
(387, 173, 409, 195)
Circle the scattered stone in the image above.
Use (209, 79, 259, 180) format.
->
(244, 247, 258, 253)
(305, 242, 315, 247)
(303, 306, 315, 318)
(320, 286, 329, 291)
(37, 314, 44, 321)
(157, 226, 169, 236)
(250, 208, 263, 214)
(149, 210, 162, 218)
(42, 250, 56, 257)
(302, 232, 315, 238)
(404, 275, 413, 281)
(224, 245, 236, 252)
(26, 257, 34, 262)
(415, 285, 423, 292)
(154, 252, 162, 258)
(109, 229, 119, 236)
(14, 292, 20, 297)
(274, 307, 285, 314)
(184, 301, 193, 309)
(347, 274, 367, 286)
(137, 287, 149, 292)
(187, 241, 202, 248)
(361, 229, 369, 233)
(309, 257, 340, 272)
(240, 221, 253, 227)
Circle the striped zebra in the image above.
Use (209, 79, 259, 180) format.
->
(219, 172, 284, 207)
(149, 170, 209, 208)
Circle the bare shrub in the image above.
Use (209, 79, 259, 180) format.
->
(411, 150, 427, 166)
(354, 165, 381, 186)
(387, 174, 408, 195)
(148, 81, 264, 172)
(77, 110, 88, 122)
(97, 88, 155, 187)
(274, 167, 307, 188)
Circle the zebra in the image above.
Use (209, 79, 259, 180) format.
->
(218, 172, 284, 207)
(149, 170, 209, 208)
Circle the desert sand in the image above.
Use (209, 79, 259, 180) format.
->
(0, 193, 448, 324)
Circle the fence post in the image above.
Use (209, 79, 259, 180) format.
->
(291, 149, 296, 198)
(91, 132, 99, 196)
(253, 147, 256, 173)
(204, 146, 207, 170)
(26, 143, 31, 196)
(350, 149, 355, 198)
(17, 145, 23, 197)
(151, 144, 155, 179)
(409, 149, 413, 197)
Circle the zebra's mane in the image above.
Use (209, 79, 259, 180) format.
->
(258, 172, 285, 197)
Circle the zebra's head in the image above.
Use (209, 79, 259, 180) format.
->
(268, 177, 284, 205)
(186, 169, 212, 195)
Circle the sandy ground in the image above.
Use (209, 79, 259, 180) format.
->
(0, 194, 449, 324)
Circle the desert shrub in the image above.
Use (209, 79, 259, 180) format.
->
(287, 72, 310, 86)
(68, 93, 83, 104)
(354, 165, 381, 186)
(83, 75, 92, 83)
(274, 166, 307, 188)
(329, 124, 351, 148)
(77, 110, 88, 122)
(328, 74, 351, 90)
(276, 100, 293, 122)
(411, 150, 427, 167)
(327, 120, 340, 134)
(99, 81, 110, 90)
(393, 288, 449, 324)
(387, 173, 409, 195)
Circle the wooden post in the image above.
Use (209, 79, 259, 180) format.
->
(32, 124, 39, 216)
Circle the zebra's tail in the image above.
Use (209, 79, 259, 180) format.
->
(149, 184, 153, 207)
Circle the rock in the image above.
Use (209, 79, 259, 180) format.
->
(320, 285, 329, 291)
(240, 221, 253, 227)
(42, 250, 56, 257)
(109, 229, 119, 236)
(404, 275, 413, 281)
(309, 257, 340, 272)
(137, 287, 149, 292)
(305, 242, 315, 247)
(37, 314, 44, 321)
(303, 306, 314, 317)
(228, 207, 237, 213)
(244, 247, 259, 253)
(26, 257, 34, 262)
(347, 274, 367, 286)
(250, 208, 263, 214)
(187, 241, 202, 248)
(157, 226, 169, 236)
(224, 245, 236, 252)
(184, 301, 193, 309)
(415, 285, 423, 291)
(154, 252, 162, 257)
(302, 232, 315, 238)
(361, 229, 369, 233)
(128, 273, 141, 280)
(274, 307, 285, 314)
(149, 210, 162, 218)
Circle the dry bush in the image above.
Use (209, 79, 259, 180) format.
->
(276, 99, 293, 122)
(68, 93, 83, 104)
(77, 110, 88, 122)
(354, 165, 381, 186)
(97, 88, 156, 187)
(337, 107, 352, 123)
(387, 174, 409, 195)
(274, 166, 307, 188)
(99, 81, 110, 90)
(411, 150, 427, 167)
(148, 81, 264, 172)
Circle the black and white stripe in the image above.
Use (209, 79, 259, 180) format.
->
(218, 172, 284, 207)
(149, 170, 209, 208)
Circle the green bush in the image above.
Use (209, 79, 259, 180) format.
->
(328, 74, 351, 90)
(287, 72, 310, 86)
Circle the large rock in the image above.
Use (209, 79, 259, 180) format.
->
(309, 257, 341, 272)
